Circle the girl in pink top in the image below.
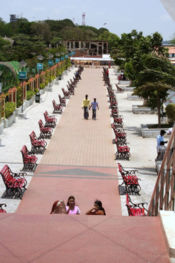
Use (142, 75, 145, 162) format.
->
(66, 196, 80, 215)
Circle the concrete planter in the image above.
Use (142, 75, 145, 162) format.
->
(26, 96, 35, 107)
(118, 85, 134, 91)
(141, 124, 169, 138)
(118, 80, 131, 86)
(132, 105, 157, 114)
(4, 112, 16, 128)
(127, 94, 142, 100)
(15, 106, 23, 115)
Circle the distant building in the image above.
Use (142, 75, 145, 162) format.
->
(163, 45, 175, 65)
(10, 14, 18, 23)
(63, 40, 108, 56)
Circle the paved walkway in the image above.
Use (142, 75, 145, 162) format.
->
(0, 67, 171, 263)
(17, 68, 121, 215)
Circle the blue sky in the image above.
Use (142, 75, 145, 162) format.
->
(1, 0, 175, 40)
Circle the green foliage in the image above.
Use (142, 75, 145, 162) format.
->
(27, 90, 35, 100)
(165, 104, 175, 123)
(5, 102, 15, 118)
(39, 83, 45, 89)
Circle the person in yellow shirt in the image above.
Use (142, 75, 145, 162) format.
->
(82, 94, 90, 119)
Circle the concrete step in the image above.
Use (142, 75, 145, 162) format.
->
(0, 214, 170, 263)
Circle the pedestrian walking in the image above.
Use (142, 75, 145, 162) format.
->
(156, 130, 167, 153)
(89, 98, 99, 120)
(82, 94, 90, 119)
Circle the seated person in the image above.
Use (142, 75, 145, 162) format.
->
(167, 127, 173, 135)
(50, 200, 66, 214)
(66, 196, 80, 215)
(86, 200, 106, 215)
(155, 141, 166, 161)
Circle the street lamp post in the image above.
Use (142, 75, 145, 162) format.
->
(19, 60, 27, 113)
(48, 54, 54, 87)
(0, 71, 3, 94)
(36, 55, 44, 103)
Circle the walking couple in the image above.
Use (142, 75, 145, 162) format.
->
(82, 94, 99, 120)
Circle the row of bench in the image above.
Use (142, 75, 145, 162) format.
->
(0, 67, 84, 205)
(103, 67, 147, 216)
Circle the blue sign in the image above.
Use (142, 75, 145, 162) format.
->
(48, 60, 54, 66)
(65, 55, 68, 59)
(60, 56, 64, 61)
(37, 63, 43, 72)
(55, 58, 60, 63)
(18, 71, 27, 80)
(70, 51, 75, 56)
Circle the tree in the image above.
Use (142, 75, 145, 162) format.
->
(133, 54, 175, 126)
(166, 104, 175, 123)
(134, 82, 171, 126)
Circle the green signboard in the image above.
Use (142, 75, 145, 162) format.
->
(18, 71, 27, 80)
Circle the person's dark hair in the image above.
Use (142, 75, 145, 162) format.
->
(94, 98, 96, 102)
(85, 94, 88, 99)
(160, 130, 166, 136)
(94, 200, 106, 215)
(67, 195, 75, 206)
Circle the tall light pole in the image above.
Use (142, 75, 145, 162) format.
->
(37, 54, 44, 89)
(19, 60, 27, 113)
(48, 54, 54, 86)
(0, 70, 3, 94)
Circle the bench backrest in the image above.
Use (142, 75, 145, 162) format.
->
(53, 100, 56, 107)
(21, 145, 28, 157)
(44, 111, 47, 120)
(30, 131, 37, 143)
(118, 163, 123, 174)
(38, 119, 43, 129)
(0, 165, 13, 183)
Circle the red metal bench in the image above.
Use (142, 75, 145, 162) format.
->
(62, 88, 70, 99)
(44, 111, 56, 128)
(115, 145, 130, 160)
(29, 131, 47, 154)
(58, 95, 66, 107)
(126, 194, 147, 216)
(52, 100, 62, 114)
(0, 165, 27, 199)
(67, 83, 74, 95)
(21, 145, 38, 172)
(38, 119, 52, 139)
(118, 163, 141, 195)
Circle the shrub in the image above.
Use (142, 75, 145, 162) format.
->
(166, 103, 175, 123)
(27, 90, 35, 100)
(16, 86, 23, 108)
(5, 102, 16, 118)
(40, 83, 45, 89)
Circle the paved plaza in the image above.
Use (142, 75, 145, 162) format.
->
(0, 66, 171, 262)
